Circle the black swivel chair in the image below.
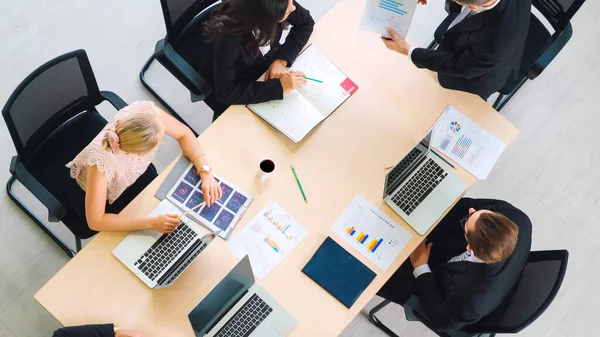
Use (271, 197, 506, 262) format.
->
(369, 250, 569, 337)
(2, 50, 128, 257)
(140, 0, 221, 133)
(428, 0, 586, 111)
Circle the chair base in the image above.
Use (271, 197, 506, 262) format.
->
(7, 176, 79, 258)
(493, 76, 528, 112)
(369, 300, 401, 337)
(139, 53, 199, 137)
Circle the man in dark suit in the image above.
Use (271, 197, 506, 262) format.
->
(377, 198, 532, 331)
(382, 0, 531, 99)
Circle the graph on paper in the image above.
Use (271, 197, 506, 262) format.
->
(332, 196, 412, 271)
(360, 0, 418, 38)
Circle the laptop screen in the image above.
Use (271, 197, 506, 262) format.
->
(188, 256, 255, 336)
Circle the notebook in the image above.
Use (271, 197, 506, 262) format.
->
(247, 45, 358, 143)
(302, 237, 376, 308)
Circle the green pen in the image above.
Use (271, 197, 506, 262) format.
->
(304, 76, 323, 83)
(290, 165, 308, 204)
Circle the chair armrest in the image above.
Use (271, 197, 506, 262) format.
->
(157, 40, 213, 99)
(404, 295, 428, 322)
(10, 156, 66, 222)
(528, 23, 573, 80)
(100, 91, 127, 110)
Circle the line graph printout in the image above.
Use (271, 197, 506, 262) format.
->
(332, 195, 412, 271)
(431, 106, 506, 180)
(227, 201, 307, 279)
(360, 0, 418, 38)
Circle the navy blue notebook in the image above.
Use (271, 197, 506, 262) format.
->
(302, 237, 377, 308)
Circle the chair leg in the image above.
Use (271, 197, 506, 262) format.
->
(369, 300, 400, 337)
(139, 53, 199, 137)
(6, 176, 76, 258)
(492, 94, 506, 111)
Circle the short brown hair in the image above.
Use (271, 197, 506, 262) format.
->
(467, 212, 519, 263)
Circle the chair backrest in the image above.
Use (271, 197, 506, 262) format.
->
(160, 0, 220, 44)
(467, 250, 569, 334)
(533, 0, 586, 32)
(2, 50, 103, 164)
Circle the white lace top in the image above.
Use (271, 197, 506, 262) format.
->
(66, 101, 161, 204)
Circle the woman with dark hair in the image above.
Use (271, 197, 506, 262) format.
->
(197, 0, 315, 118)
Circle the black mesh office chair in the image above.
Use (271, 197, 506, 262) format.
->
(369, 250, 569, 337)
(140, 0, 221, 133)
(428, 0, 586, 111)
(2, 50, 128, 257)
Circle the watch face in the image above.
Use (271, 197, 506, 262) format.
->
(202, 165, 211, 173)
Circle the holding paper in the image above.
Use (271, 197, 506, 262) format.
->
(360, 0, 418, 39)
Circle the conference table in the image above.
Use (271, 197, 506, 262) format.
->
(34, 0, 519, 336)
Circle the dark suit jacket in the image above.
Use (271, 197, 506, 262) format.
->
(411, 0, 531, 98)
(53, 324, 114, 337)
(415, 198, 532, 331)
(196, 1, 314, 106)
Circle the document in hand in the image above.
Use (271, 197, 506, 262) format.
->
(360, 0, 418, 38)
(247, 45, 358, 143)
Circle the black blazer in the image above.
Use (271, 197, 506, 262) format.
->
(196, 1, 314, 106)
(53, 324, 114, 337)
(415, 198, 532, 331)
(411, 0, 531, 98)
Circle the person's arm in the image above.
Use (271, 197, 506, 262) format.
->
(213, 34, 284, 105)
(158, 110, 222, 205)
(53, 324, 114, 337)
(273, 1, 315, 66)
(85, 166, 179, 233)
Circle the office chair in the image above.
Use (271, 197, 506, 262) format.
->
(428, 0, 586, 111)
(2, 50, 127, 257)
(369, 250, 569, 337)
(140, 0, 221, 133)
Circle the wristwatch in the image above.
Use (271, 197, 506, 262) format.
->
(114, 326, 119, 334)
(199, 164, 212, 174)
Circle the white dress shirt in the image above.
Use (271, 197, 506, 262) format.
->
(413, 250, 484, 278)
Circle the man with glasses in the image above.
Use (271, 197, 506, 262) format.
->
(377, 198, 532, 331)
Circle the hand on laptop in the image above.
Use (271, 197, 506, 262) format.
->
(116, 328, 146, 337)
(150, 214, 180, 233)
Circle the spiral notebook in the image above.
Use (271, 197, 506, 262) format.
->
(247, 45, 358, 143)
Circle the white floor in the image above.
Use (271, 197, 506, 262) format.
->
(0, 0, 598, 336)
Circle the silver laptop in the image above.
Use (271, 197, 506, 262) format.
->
(383, 131, 468, 235)
(113, 199, 217, 289)
(188, 256, 296, 337)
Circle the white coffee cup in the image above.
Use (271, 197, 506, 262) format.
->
(258, 159, 275, 184)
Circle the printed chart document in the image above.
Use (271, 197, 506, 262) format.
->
(247, 45, 358, 143)
(332, 195, 412, 271)
(431, 106, 506, 180)
(227, 202, 308, 279)
(360, 0, 418, 38)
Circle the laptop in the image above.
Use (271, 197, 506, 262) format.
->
(113, 199, 217, 289)
(383, 131, 468, 235)
(188, 256, 296, 337)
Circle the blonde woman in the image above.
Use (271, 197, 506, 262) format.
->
(67, 101, 222, 234)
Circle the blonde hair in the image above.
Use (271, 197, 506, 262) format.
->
(102, 112, 163, 154)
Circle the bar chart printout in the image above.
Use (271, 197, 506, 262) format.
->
(360, 0, 418, 38)
(333, 196, 412, 270)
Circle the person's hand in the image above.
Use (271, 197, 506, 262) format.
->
(418, 0, 427, 5)
(200, 173, 222, 206)
(410, 241, 433, 268)
(150, 214, 180, 233)
(265, 59, 288, 80)
(279, 71, 307, 93)
(382, 28, 413, 56)
(116, 328, 146, 337)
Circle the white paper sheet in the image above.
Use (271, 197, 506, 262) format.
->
(360, 0, 418, 38)
(431, 106, 506, 180)
(332, 195, 412, 271)
(227, 202, 308, 279)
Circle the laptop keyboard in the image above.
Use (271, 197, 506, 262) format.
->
(134, 222, 198, 281)
(214, 293, 273, 337)
(391, 158, 448, 216)
(387, 148, 422, 185)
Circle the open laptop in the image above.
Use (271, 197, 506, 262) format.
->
(383, 131, 468, 235)
(113, 199, 217, 289)
(188, 256, 296, 337)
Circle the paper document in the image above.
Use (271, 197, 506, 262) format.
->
(227, 202, 308, 279)
(431, 106, 506, 180)
(360, 0, 418, 38)
(332, 196, 412, 271)
(248, 45, 358, 143)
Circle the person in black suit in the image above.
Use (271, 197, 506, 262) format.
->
(377, 198, 532, 331)
(382, 0, 531, 99)
(53, 324, 143, 337)
(197, 0, 315, 118)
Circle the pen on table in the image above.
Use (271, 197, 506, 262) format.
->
(430, 149, 455, 168)
(304, 76, 323, 83)
(290, 165, 308, 204)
